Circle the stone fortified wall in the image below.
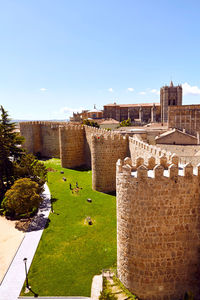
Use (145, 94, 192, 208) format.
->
(117, 157, 200, 300)
(20, 122, 179, 193)
(19, 121, 66, 158)
(59, 125, 85, 168)
(84, 126, 112, 168)
(129, 136, 184, 166)
(59, 125, 129, 192)
(91, 134, 129, 193)
(20, 122, 131, 192)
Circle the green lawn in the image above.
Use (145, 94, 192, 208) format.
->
(21, 158, 116, 297)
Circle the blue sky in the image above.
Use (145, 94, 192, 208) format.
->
(1, 0, 200, 120)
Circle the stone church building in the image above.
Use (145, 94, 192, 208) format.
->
(70, 81, 200, 139)
(103, 81, 182, 124)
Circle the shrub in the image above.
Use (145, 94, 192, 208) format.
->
(120, 118, 131, 127)
(14, 154, 47, 193)
(2, 178, 43, 217)
(99, 289, 117, 300)
(99, 277, 117, 300)
(83, 119, 100, 128)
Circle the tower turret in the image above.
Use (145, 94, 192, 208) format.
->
(160, 81, 182, 123)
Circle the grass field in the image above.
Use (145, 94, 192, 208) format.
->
(21, 159, 116, 297)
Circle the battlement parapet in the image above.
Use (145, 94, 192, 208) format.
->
(20, 121, 67, 126)
(91, 133, 127, 143)
(129, 136, 179, 166)
(59, 124, 84, 131)
(116, 157, 197, 180)
(84, 125, 111, 135)
(117, 158, 200, 299)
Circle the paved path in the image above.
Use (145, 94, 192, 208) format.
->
(0, 184, 51, 300)
(90, 275, 102, 300)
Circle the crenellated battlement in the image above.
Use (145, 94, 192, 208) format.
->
(91, 133, 127, 142)
(129, 135, 183, 166)
(59, 124, 84, 131)
(20, 120, 67, 126)
(83, 124, 110, 135)
(117, 157, 200, 300)
(117, 157, 199, 181)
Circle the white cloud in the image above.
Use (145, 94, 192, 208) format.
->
(60, 106, 83, 114)
(40, 88, 48, 92)
(108, 88, 113, 93)
(182, 82, 200, 95)
(150, 89, 160, 95)
(139, 91, 146, 95)
(127, 88, 134, 92)
(51, 106, 84, 120)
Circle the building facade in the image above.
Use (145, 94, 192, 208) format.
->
(160, 81, 182, 123)
(103, 81, 183, 124)
(103, 103, 160, 123)
(168, 104, 200, 136)
(70, 82, 184, 126)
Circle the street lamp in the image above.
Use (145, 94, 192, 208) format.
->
(23, 257, 29, 291)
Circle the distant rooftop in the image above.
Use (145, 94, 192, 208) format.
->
(100, 118, 119, 124)
(104, 103, 160, 107)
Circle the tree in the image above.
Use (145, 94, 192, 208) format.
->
(0, 106, 24, 200)
(13, 154, 47, 193)
(2, 178, 42, 217)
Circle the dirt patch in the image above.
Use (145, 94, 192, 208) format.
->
(15, 219, 32, 232)
(0, 217, 24, 283)
(47, 167, 57, 172)
(72, 187, 82, 194)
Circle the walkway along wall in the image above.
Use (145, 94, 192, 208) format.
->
(117, 157, 200, 300)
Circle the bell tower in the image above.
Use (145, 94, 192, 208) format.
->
(160, 81, 182, 123)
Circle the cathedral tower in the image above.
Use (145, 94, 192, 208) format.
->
(160, 81, 182, 123)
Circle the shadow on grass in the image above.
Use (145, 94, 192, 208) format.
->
(51, 197, 58, 203)
(73, 165, 91, 171)
(50, 197, 60, 215)
(37, 156, 52, 161)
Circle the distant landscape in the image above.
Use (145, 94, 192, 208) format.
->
(13, 119, 68, 124)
